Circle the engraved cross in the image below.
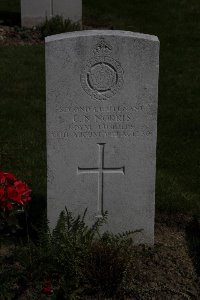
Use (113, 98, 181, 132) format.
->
(77, 143, 125, 217)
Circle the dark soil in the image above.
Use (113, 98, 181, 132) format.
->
(131, 220, 199, 299)
(0, 25, 42, 45)
(85, 218, 200, 299)
(0, 24, 113, 45)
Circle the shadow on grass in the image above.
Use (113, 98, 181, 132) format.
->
(0, 11, 20, 26)
(185, 217, 200, 276)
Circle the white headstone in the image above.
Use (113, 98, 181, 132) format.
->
(21, 0, 51, 27)
(21, 0, 82, 28)
(46, 30, 159, 244)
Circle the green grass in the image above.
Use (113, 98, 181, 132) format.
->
(0, 0, 20, 13)
(0, 46, 46, 223)
(0, 0, 200, 218)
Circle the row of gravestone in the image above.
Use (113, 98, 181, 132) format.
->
(46, 30, 160, 244)
(21, 0, 81, 27)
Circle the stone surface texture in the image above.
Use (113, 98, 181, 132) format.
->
(21, 0, 82, 28)
(46, 30, 159, 244)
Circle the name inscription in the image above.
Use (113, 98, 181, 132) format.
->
(51, 104, 152, 139)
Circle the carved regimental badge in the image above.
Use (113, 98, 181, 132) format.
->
(80, 39, 124, 101)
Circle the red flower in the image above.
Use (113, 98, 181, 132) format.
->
(42, 279, 54, 295)
(6, 202, 13, 210)
(41, 286, 54, 295)
(7, 186, 23, 205)
(0, 187, 5, 200)
(0, 197, 13, 210)
(0, 171, 31, 212)
(14, 181, 31, 204)
(0, 187, 7, 209)
(0, 172, 16, 186)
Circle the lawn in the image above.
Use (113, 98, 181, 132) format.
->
(0, 45, 46, 223)
(0, 0, 20, 13)
(0, 0, 199, 223)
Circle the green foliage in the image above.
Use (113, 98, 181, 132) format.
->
(21, 209, 107, 298)
(0, 209, 137, 299)
(37, 15, 81, 38)
(83, 230, 136, 297)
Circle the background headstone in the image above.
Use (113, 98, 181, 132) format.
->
(21, 0, 51, 27)
(21, 0, 82, 27)
(46, 30, 159, 244)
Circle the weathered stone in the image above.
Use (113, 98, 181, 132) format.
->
(46, 30, 159, 244)
(21, 0, 51, 27)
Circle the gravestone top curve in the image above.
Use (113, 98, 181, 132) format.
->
(45, 30, 159, 43)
